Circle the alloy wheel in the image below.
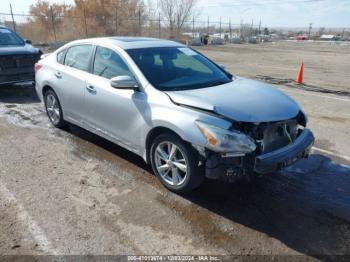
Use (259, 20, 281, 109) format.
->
(154, 141, 188, 186)
(46, 93, 60, 125)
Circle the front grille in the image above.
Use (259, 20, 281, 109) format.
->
(18, 56, 35, 67)
(258, 120, 298, 153)
(1, 56, 17, 69)
(0, 54, 39, 70)
(233, 119, 299, 154)
(0, 72, 34, 83)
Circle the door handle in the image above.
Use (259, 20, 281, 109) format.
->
(54, 72, 62, 79)
(86, 85, 97, 95)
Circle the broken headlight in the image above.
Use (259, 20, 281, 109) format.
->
(195, 121, 256, 154)
(297, 110, 308, 127)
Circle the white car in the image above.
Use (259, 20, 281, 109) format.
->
(35, 37, 314, 193)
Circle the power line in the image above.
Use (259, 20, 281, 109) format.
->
(200, 0, 326, 8)
(0, 12, 242, 25)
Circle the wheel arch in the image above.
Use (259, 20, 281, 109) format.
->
(145, 126, 185, 164)
(42, 85, 66, 123)
(42, 85, 54, 97)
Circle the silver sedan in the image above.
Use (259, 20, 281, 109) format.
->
(35, 37, 314, 193)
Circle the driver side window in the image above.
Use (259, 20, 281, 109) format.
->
(93, 47, 132, 79)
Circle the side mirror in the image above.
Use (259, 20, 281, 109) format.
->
(110, 76, 139, 90)
(25, 39, 32, 44)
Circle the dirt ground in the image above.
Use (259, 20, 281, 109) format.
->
(1, 41, 350, 260)
(197, 41, 350, 92)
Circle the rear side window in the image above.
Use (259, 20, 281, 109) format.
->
(64, 45, 93, 72)
(57, 50, 65, 64)
(93, 47, 132, 79)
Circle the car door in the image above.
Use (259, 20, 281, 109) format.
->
(84, 46, 148, 151)
(55, 44, 94, 122)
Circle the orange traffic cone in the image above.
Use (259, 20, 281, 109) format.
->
(295, 62, 304, 85)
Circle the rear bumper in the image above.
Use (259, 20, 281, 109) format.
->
(254, 128, 314, 174)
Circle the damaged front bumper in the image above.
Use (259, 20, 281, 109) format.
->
(254, 128, 314, 173)
(205, 128, 315, 181)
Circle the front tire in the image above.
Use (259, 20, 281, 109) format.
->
(44, 89, 66, 128)
(150, 133, 204, 193)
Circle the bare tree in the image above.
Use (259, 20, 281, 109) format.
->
(29, 0, 67, 41)
(159, 0, 197, 38)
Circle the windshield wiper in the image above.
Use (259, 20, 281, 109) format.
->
(207, 80, 230, 87)
(162, 87, 187, 92)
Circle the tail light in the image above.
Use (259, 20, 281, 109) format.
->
(34, 63, 42, 74)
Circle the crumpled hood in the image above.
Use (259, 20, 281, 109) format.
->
(166, 78, 300, 122)
(0, 44, 40, 56)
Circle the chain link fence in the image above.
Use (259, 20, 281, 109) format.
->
(0, 11, 256, 46)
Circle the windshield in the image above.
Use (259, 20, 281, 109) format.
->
(127, 47, 232, 91)
(0, 28, 25, 46)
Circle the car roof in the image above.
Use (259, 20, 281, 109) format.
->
(70, 37, 185, 50)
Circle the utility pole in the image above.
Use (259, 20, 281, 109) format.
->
(158, 13, 161, 38)
(239, 19, 242, 39)
(308, 23, 313, 39)
(258, 19, 261, 35)
(207, 16, 209, 35)
(192, 16, 195, 39)
(50, 6, 57, 42)
(342, 28, 345, 40)
(229, 18, 232, 41)
(138, 10, 142, 36)
(219, 16, 222, 39)
(239, 8, 251, 40)
(115, 5, 118, 35)
(10, 4, 16, 32)
(251, 19, 253, 37)
(83, 5, 88, 37)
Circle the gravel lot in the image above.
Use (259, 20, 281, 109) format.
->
(0, 41, 350, 260)
(197, 40, 350, 92)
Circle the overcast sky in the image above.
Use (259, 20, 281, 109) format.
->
(0, 0, 349, 28)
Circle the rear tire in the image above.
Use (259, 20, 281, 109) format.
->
(150, 133, 204, 193)
(44, 89, 66, 128)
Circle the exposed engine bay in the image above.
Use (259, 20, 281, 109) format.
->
(203, 111, 313, 182)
